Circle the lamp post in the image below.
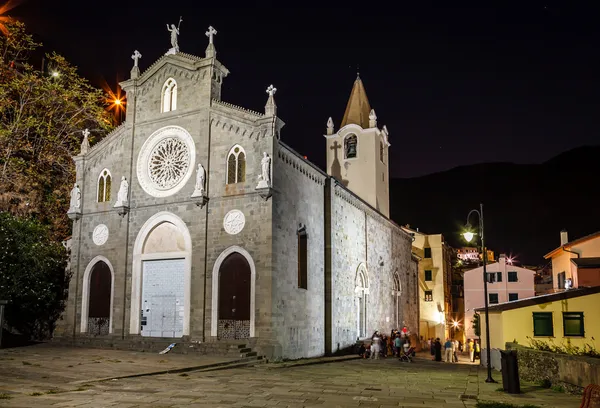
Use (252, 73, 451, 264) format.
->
(463, 203, 495, 383)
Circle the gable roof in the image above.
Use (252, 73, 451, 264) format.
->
(475, 285, 600, 313)
(544, 231, 600, 259)
(340, 76, 371, 129)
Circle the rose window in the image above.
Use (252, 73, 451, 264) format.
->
(147, 137, 190, 190)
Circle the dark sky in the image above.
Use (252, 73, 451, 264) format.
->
(13, 1, 600, 178)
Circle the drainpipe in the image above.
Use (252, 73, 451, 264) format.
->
(561, 247, 580, 288)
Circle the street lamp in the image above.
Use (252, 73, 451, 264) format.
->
(463, 203, 495, 383)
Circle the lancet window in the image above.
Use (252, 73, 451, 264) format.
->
(226, 145, 246, 184)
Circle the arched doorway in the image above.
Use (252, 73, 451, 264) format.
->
(88, 262, 111, 335)
(80, 256, 114, 335)
(130, 212, 192, 337)
(218, 252, 251, 339)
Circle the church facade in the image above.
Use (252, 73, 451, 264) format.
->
(56, 27, 419, 359)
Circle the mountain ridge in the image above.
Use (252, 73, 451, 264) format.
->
(389, 145, 600, 265)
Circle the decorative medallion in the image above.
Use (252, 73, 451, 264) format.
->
(92, 224, 109, 246)
(223, 209, 245, 235)
(137, 126, 196, 197)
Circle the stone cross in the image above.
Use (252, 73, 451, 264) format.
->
(205, 26, 217, 44)
(131, 50, 142, 67)
(80, 128, 90, 155)
(266, 85, 277, 96)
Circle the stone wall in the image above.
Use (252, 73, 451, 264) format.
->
(271, 143, 327, 359)
(328, 182, 414, 352)
(503, 343, 600, 392)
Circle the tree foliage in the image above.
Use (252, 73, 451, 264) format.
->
(0, 212, 69, 339)
(0, 20, 113, 240)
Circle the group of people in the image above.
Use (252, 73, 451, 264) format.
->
(358, 326, 414, 360)
(427, 337, 481, 363)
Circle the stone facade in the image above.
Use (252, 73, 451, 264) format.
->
(56, 31, 417, 359)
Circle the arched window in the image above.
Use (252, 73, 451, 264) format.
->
(380, 140, 385, 163)
(344, 134, 357, 159)
(355, 265, 369, 338)
(161, 78, 177, 113)
(226, 145, 246, 184)
(393, 273, 401, 329)
(97, 169, 112, 202)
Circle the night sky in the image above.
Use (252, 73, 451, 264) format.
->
(13, 1, 600, 178)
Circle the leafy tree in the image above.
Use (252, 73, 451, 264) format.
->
(0, 19, 113, 240)
(0, 212, 69, 339)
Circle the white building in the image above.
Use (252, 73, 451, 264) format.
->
(463, 254, 535, 340)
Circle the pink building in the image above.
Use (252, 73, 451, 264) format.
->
(463, 254, 535, 340)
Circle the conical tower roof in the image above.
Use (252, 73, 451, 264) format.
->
(340, 75, 372, 129)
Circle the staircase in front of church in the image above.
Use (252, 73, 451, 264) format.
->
(55, 337, 264, 365)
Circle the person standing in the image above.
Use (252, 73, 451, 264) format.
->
(371, 331, 382, 360)
(474, 339, 481, 361)
(444, 339, 453, 363)
(430, 338, 435, 360)
(434, 338, 443, 362)
(468, 339, 475, 362)
(394, 335, 402, 357)
(453, 339, 459, 362)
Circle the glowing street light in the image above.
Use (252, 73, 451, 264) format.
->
(453, 321, 459, 328)
(51, 71, 59, 78)
(462, 203, 495, 384)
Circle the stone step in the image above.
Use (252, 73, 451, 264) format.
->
(52, 337, 262, 360)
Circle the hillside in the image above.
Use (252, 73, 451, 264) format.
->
(390, 146, 600, 265)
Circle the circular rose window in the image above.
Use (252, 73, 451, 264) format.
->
(137, 126, 195, 197)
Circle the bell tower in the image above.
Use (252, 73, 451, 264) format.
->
(324, 75, 390, 217)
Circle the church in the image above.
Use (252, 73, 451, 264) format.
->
(56, 24, 419, 359)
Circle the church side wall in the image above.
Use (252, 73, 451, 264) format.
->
(271, 143, 327, 359)
(329, 183, 415, 352)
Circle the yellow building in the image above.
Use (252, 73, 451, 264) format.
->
(402, 226, 453, 341)
(477, 286, 600, 351)
(545, 230, 600, 290)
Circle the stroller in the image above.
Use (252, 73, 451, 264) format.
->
(399, 346, 415, 362)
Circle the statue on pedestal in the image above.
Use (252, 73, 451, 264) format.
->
(114, 176, 129, 207)
(256, 152, 271, 189)
(191, 163, 206, 197)
(166, 17, 182, 54)
(69, 183, 81, 212)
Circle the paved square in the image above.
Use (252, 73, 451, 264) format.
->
(0, 346, 581, 407)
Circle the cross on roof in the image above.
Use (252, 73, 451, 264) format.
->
(205, 26, 217, 44)
(266, 85, 277, 97)
(131, 50, 142, 67)
(82, 129, 90, 138)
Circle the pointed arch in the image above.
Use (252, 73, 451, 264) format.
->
(130, 211, 192, 336)
(226, 144, 246, 184)
(355, 263, 369, 338)
(161, 78, 178, 112)
(211, 245, 256, 338)
(97, 169, 112, 202)
(81, 256, 115, 334)
(393, 272, 401, 329)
